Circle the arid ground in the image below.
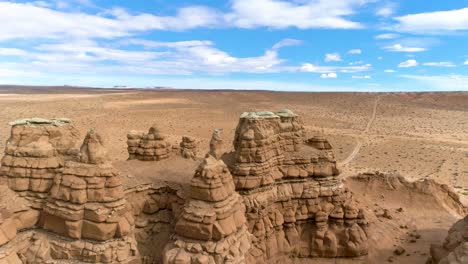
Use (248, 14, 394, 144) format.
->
(0, 85, 466, 263)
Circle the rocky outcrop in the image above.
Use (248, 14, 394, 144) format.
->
(127, 126, 171, 161)
(0, 113, 371, 263)
(126, 183, 185, 263)
(180, 136, 198, 159)
(229, 110, 367, 263)
(42, 129, 134, 242)
(0, 118, 80, 209)
(429, 216, 468, 264)
(163, 149, 252, 264)
(0, 186, 40, 249)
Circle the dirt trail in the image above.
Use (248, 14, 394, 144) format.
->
(340, 95, 381, 166)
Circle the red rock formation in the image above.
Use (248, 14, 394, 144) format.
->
(0, 118, 80, 209)
(229, 110, 367, 263)
(127, 126, 171, 161)
(163, 145, 252, 263)
(429, 216, 467, 264)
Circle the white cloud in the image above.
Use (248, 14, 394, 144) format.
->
(384, 69, 396, 73)
(349, 60, 364, 65)
(299, 63, 370, 73)
(393, 8, 468, 34)
(0, 48, 29, 56)
(0, 2, 222, 41)
(320, 72, 337, 79)
(422, 62, 455, 67)
(377, 56, 383, 60)
(124, 39, 214, 48)
(271, 38, 303, 50)
(464, 60, 468, 65)
(400, 74, 468, 91)
(376, 2, 398, 17)
(375, 33, 399, 39)
(352, 75, 371, 79)
(226, 0, 370, 29)
(398, 59, 418, 68)
(325, 52, 342, 62)
(0, 1, 378, 42)
(383, 44, 426, 52)
(0, 39, 343, 76)
(348, 49, 361, 54)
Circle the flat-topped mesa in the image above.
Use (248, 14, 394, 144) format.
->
(40, 130, 138, 262)
(127, 125, 172, 161)
(180, 136, 198, 159)
(0, 118, 80, 209)
(229, 110, 367, 263)
(163, 153, 251, 264)
(429, 216, 467, 264)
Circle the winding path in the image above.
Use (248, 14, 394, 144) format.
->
(340, 95, 381, 166)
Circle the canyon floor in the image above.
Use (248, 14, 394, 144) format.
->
(0, 86, 466, 263)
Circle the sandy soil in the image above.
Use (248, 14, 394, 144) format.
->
(0, 85, 466, 263)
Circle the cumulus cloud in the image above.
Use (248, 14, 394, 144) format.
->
(225, 0, 371, 29)
(320, 72, 337, 78)
(325, 52, 342, 62)
(383, 44, 426, 52)
(375, 33, 399, 39)
(393, 8, 468, 34)
(0, 2, 223, 41)
(398, 59, 418, 68)
(422, 62, 455, 67)
(348, 49, 362, 54)
(0, 1, 378, 42)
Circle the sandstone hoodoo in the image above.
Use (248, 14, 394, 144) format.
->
(179, 135, 198, 159)
(5, 108, 466, 263)
(127, 125, 171, 161)
(163, 136, 252, 263)
(229, 110, 367, 263)
(0, 118, 80, 209)
(40, 129, 139, 262)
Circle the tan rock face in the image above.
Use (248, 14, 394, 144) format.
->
(0, 118, 80, 209)
(429, 216, 468, 264)
(42, 130, 133, 242)
(127, 125, 171, 161)
(163, 152, 252, 264)
(230, 110, 368, 263)
(180, 136, 198, 159)
(0, 186, 40, 249)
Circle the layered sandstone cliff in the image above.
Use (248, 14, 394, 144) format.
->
(228, 110, 368, 263)
(163, 135, 252, 263)
(0, 118, 80, 209)
(0, 113, 370, 263)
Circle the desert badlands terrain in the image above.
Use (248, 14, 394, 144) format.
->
(0, 85, 466, 264)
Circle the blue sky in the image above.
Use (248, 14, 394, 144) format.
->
(0, 0, 467, 91)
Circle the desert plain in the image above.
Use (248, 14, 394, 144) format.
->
(0, 85, 466, 263)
